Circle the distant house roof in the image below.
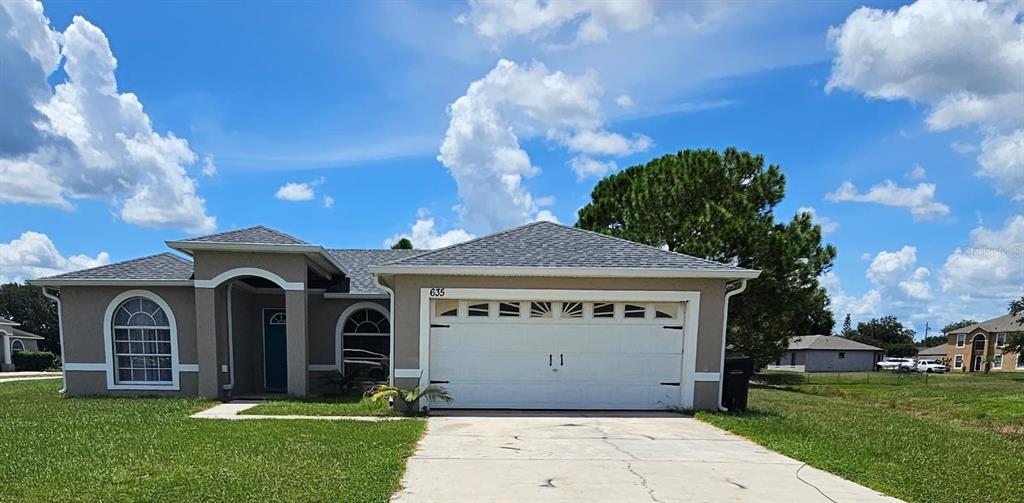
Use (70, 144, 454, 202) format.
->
(787, 335, 883, 352)
(176, 225, 308, 245)
(946, 314, 1024, 335)
(328, 249, 424, 294)
(33, 253, 194, 283)
(375, 221, 759, 278)
(918, 343, 949, 357)
(0, 316, 16, 325)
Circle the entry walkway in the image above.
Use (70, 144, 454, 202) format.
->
(191, 400, 404, 422)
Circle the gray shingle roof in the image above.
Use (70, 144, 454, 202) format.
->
(328, 249, 423, 294)
(918, 343, 949, 357)
(37, 253, 194, 281)
(788, 335, 883, 352)
(382, 221, 752, 272)
(12, 328, 44, 340)
(0, 316, 16, 325)
(179, 225, 307, 245)
(946, 314, 1023, 334)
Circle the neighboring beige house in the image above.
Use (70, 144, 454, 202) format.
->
(768, 335, 883, 372)
(917, 343, 948, 362)
(945, 315, 1024, 372)
(29, 222, 759, 411)
(0, 317, 45, 371)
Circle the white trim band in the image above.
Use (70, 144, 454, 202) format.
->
(371, 265, 759, 279)
(194, 267, 304, 291)
(693, 372, 721, 382)
(308, 364, 336, 371)
(63, 363, 107, 371)
(394, 369, 422, 379)
(179, 364, 200, 372)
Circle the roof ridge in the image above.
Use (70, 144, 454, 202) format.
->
(560, 222, 742, 270)
(382, 220, 551, 266)
(256, 225, 308, 243)
(181, 225, 307, 244)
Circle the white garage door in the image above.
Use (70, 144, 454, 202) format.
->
(428, 298, 686, 410)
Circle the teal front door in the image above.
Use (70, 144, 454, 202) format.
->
(263, 309, 287, 391)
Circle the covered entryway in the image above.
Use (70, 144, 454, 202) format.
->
(424, 289, 700, 410)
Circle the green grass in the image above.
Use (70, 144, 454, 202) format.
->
(0, 380, 425, 502)
(698, 373, 1024, 503)
(241, 395, 401, 417)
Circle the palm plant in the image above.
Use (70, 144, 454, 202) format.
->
(367, 384, 453, 410)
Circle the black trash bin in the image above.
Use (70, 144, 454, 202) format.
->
(721, 356, 755, 411)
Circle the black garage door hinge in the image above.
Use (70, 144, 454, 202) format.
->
(430, 380, 450, 384)
(662, 325, 683, 330)
(660, 382, 681, 386)
(430, 323, 450, 328)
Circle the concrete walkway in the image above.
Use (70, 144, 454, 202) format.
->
(191, 400, 405, 421)
(0, 371, 62, 383)
(393, 411, 902, 503)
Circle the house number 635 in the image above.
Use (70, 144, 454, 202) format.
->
(429, 288, 446, 297)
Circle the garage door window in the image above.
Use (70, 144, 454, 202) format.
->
(530, 302, 553, 318)
(623, 304, 646, 318)
(467, 302, 490, 317)
(593, 302, 615, 318)
(653, 303, 677, 319)
(498, 302, 521, 317)
(561, 302, 584, 318)
(435, 300, 458, 317)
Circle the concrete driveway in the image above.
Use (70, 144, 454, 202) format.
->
(393, 411, 901, 503)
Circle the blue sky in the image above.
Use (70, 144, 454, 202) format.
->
(1, 0, 1021, 338)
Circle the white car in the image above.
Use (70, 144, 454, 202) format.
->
(876, 358, 916, 371)
(915, 359, 947, 373)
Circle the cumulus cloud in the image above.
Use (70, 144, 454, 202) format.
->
(201, 155, 217, 177)
(0, 231, 109, 283)
(797, 206, 839, 234)
(456, 0, 657, 46)
(820, 272, 882, 317)
(825, 180, 950, 220)
(0, 2, 216, 233)
(386, 211, 475, 250)
(615, 94, 634, 108)
(940, 214, 1024, 299)
(867, 246, 919, 285)
(274, 177, 324, 202)
(433, 58, 646, 235)
(322, 195, 334, 209)
(569, 155, 617, 180)
(827, 0, 1024, 200)
(906, 165, 927, 180)
(950, 141, 978, 154)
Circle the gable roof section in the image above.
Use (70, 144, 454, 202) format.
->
(918, 343, 949, 357)
(31, 253, 194, 285)
(788, 335, 883, 352)
(327, 249, 423, 294)
(177, 225, 307, 245)
(372, 221, 758, 279)
(946, 314, 1024, 335)
(0, 316, 17, 326)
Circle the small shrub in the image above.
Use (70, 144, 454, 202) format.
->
(13, 350, 56, 371)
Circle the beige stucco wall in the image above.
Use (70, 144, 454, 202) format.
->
(947, 329, 1023, 372)
(58, 285, 198, 396)
(192, 250, 310, 283)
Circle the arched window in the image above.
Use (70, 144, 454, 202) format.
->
(341, 306, 389, 380)
(11, 339, 24, 354)
(112, 296, 173, 384)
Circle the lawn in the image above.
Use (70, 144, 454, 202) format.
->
(697, 372, 1024, 503)
(0, 380, 425, 502)
(241, 395, 401, 417)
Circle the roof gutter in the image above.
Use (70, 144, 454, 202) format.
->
(367, 265, 760, 279)
(718, 278, 749, 413)
(29, 279, 195, 287)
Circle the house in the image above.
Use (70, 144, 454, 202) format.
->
(0, 317, 46, 371)
(945, 314, 1023, 372)
(768, 335, 883, 372)
(917, 343, 949, 362)
(28, 222, 759, 411)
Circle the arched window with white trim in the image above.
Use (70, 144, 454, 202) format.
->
(11, 339, 24, 354)
(340, 305, 390, 380)
(112, 296, 173, 384)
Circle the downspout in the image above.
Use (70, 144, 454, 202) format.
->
(40, 287, 67, 394)
(371, 273, 396, 386)
(718, 279, 748, 412)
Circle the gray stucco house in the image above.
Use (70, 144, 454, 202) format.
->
(768, 335, 883, 372)
(29, 222, 759, 411)
(1, 317, 45, 371)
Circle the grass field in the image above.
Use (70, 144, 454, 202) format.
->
(241, 395, 400, 417)
(697, 371, 1024, 503)
(0, 380, 424, 502)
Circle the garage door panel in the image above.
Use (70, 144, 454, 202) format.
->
(556, 354, 680, 382)
(442, 382, 679, 410)
(431, 350, 552, 381)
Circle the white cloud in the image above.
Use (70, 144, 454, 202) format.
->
(940, 215, 1024, 299)
(0, 230, 109, 283)
(457, 0, 657, 46)
(201, 155, 217, 177)
(867, 246, 918, 285)
(322, 195, 334, 209)
(827, 0, 1024, 200)
(436, 59, 643, 234)
(0, 3, 216, 233)
(821, 272, 882, 317)
(615, 94, 633, 108)
(797, 206, 839, 234)
(569, 155, 617, 180)
(386, 213, 475, 250)
(825, 180, 950, 220)
(907, 165, 926, 180)
(559, 129, 652, 156)
(977, 130, 1024, 201)
(534, 209, 559, 223)
(950, 141, 978, 154)
(275, 183, 315, 201)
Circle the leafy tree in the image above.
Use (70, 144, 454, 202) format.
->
(941, 319, 977, 334)
(576, 148, 836, 366)
(1002, 296, 1024, 355)
(851, 315, 917, 350)
(840, 314, 853, 337)
(390, 238, 413, 250)
(0, 283, 59, 354)
(918, 335, 947, 348)
(885, 342, 919, 358)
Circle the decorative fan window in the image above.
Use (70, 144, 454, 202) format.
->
(593, 303, 615, 318)
(111, 297, 173, 384)
(10, 339, 25, 354)
(530, 302, 553, 318)
(268, 312, 287, 325)
(623, 304, 646, 318)
(435, 299, 458, 317)
(498, 302, 521, 317)
(342, 307, 390, 375)
(467, 302, 490, 317)
(653, 303, 677, 319)
(561, 302, 583, 319)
